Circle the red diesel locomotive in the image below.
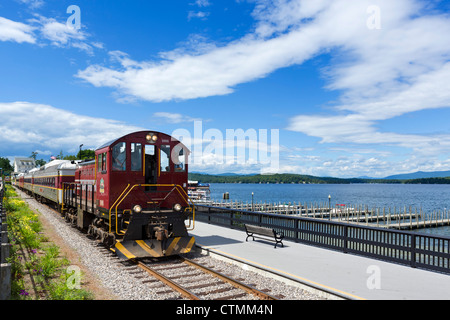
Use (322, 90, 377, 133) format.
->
(17, 131, 196, 260)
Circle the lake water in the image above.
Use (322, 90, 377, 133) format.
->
(208, 183, 450, 237)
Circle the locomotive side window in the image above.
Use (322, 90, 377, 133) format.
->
(160, 145, 170, 172)
(131, 143, 142, 171)
(98, 152, 107, 172)
(102, 153, 107, 171)
(112, 142, 127, 171)
(98, 154, 102, 172)
(172, 145, 185, 172)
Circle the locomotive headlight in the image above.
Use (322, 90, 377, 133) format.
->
(133, 205, 142, 213)
(173, 203, 182, 212)
(146, 133, 158, 143)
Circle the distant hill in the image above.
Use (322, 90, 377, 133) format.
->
(384, 170, 450, 180)
(190, 172, 256, 177)
(189, 172, 450, 184)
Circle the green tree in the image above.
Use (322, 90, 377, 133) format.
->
(63, 155, 78, 160)
(77, 149, 95, 160)
(56, 150, 64, 160)
(0, 157, 14, 175)
(36, 159, 47, 167)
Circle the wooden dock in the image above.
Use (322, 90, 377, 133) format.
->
(384, 218, 450, 230)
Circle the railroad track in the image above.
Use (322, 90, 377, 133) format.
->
(133, 256, 279, 300)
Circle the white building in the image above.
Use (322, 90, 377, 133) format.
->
(13, 157, 36, 173)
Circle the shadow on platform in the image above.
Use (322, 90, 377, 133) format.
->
(193, 235, 242, 246)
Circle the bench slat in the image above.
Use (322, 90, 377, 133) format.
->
(245, 225, 273, 237)
(244, 224, 284, 248)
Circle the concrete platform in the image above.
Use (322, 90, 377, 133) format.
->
(189, 221, 450, 300)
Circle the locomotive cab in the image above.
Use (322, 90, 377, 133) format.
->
(85, 130, 195, 259)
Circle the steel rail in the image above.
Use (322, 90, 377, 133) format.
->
(136, 256, 278, 300)
(180, 257, 278, 300)
(136, 260, 201, 300)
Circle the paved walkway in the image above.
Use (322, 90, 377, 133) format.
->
(189, 221, 450, 300)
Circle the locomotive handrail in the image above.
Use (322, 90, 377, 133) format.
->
(176, 186, 196, 231)
(108, 184, 131, 233)
(111, 184, 195, 235)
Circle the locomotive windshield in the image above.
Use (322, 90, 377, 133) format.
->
(131, 142, 142, 171)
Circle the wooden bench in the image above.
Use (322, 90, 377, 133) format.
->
(244, 224, 284, 248)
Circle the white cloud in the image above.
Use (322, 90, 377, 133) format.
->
(193, 0, 211, 7)
(16, 0, 45, 10)
(188, 11, 210, 21)
(287, 50, 450, 153)
(39, 18, 86, 45)
(153, 112, 203, 124)
(31, 15, 97, 54)
(0, 102, 143, 153)
(0, 17, 36, 43)
(76, 23, 323, 101)
(0, 13, 102, 55)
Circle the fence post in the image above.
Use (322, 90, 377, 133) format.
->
(230, 211, 233, 227)
(343, 225, 348, 254)
(410, 234, 417, 268)
(0, 262, 11, 300)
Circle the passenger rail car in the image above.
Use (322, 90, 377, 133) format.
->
(17, 131, 196, 260)
(31, 161, 77, 207)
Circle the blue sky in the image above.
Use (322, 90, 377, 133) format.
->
(1, 0, 450, 178)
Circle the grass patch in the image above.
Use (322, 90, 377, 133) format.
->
(4, 186, 94, 300)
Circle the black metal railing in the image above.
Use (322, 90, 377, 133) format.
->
(63, 183, 96, 214)
(195, 205, 450, 275)
(1, 182, 12, 300)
